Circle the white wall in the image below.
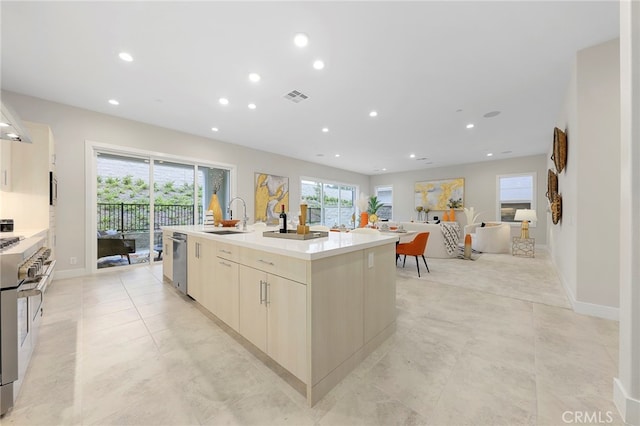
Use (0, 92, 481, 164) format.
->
(1, 91, 370, 275)
(614, 1, 640, 422)
(369, 154, 548, 244)
(549, 60, 579, 301)
(550, 38, 621, 317)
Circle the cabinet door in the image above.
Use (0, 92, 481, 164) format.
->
(213, 258, 239, 331)
(198, 238, 216, 310)
(162, 231, 173, 280)
(0, 140, 12, 191)
(267, 276, 307, 383)
(187, 237, 202, 300)
(238, 265, 267, 352)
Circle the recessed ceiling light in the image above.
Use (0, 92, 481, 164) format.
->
(294, 33, 309, 47)
(456, 109, 463, 113)
(118, 52, 133, 62)
(466, 123, 475, 129)
(108, 99, 119, 105)
(322, 127, 329, 133)
(248, 73, 261, 83)
(0, 122, 9, 127)
(483, 111, 501, 118)
(382, 168, 387, 171)
(335, 154, 340, 158)
(487, 153, 493, 157)
(248, 103, 256, 110)
(369, 111, 378, 117)
(219, 98, 229, 105)
(316, 153, 324, 157)
(211, 127, 219, 132)
(313, 60, 325, 70)
(409, 154, 416, 158)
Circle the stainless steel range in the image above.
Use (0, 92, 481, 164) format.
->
(0, 235, 55, 416)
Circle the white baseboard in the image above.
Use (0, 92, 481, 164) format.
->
(53, 268, 89, 280)
(572, 298, 620, 321)
(552, 258, 620, 321)
(614, 378, 640, 425)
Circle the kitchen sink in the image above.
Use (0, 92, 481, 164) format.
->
(203, 229, 244, 235)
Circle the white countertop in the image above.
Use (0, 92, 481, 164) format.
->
(0, 228, 48, 239)
(162, 225, 398, 260)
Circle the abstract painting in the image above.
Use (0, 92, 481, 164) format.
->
(255, 173, 289, 224)
(415, 178, 464, 210)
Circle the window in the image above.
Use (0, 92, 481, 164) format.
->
(301, 178, 357, 227)
(497, 173, 536, 222)
(375, 185, 393, 221)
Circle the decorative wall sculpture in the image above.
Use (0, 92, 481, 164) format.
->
(546, 169, 558, 203)
(552, 127, 568, 174)
(550, 126, 568, 224)
(255, 173, 289, 224)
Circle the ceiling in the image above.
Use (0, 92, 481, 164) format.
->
(0, 1, 619, 175)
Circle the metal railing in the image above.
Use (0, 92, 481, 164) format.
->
(97, 203, 202, 232)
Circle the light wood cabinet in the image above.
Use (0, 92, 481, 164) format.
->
(239, 264, 307, 382)
(162, 230, 174, 281)
(266, 273, 307, 382)
(170, 226, 397, 406)
(211, 257, 239, 331)
(0, 140, 12, 191)
(187, 236, 215, 301)
(238, 265, 267, 352)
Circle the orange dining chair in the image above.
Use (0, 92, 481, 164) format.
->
(396, 232, 430, 277)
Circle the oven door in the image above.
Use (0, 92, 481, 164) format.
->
(0, 285, 19, 416)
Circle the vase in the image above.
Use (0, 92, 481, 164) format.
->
(464, 234, 472, 259)
(449, 208, 455, 221)
(208, 193, 224, 226)
(360, 212, 369, 228)
(442, 211, 449, 222)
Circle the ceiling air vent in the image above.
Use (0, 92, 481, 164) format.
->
(283, 90, 309, 103)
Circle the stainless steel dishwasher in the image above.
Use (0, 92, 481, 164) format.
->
(172, 232, 188, 295)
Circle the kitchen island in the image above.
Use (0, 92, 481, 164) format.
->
(161, 225, 398, 406)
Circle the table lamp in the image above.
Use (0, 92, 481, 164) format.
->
(514, 209, 537, 239)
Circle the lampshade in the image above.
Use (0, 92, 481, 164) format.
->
(514, 209, 537, 222)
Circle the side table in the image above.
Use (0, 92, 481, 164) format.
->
(512, 237, 535, 257)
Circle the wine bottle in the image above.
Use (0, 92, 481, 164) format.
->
(279, 205, 287, 233)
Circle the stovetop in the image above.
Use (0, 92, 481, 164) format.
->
(1, 235, 47, 289)
(0, 237, 22, 251)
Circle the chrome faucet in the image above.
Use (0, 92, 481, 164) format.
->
(228, 197, 248, 231)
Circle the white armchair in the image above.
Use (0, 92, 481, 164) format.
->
(463, 222, 512, 254)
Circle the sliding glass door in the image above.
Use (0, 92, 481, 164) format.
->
(95, 149, 231, 270)
(153, 161, 195, 263)
(96, 153, 150, 268)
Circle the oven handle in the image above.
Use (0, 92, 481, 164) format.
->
(18, 260, 56, 298)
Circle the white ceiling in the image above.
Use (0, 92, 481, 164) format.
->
(1, 1, 619, 175)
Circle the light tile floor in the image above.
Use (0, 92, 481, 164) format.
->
(2, 250, 622, 425)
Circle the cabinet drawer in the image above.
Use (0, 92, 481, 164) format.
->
(241, 247, 307, 284)
(216, 242, 240, 262)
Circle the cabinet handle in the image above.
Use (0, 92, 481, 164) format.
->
(266, 282, 271, 305)
(259, 280, 265, 304)
(196, 242, 200, 258)
(219, 261, 231, 267)
(220, 249, 231, 254)
(258, 259, 275, 266)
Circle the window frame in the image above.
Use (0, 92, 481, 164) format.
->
(300, 176, 359, 227)
(495, 172, 537, 226)
(374, 184, 394, 221)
